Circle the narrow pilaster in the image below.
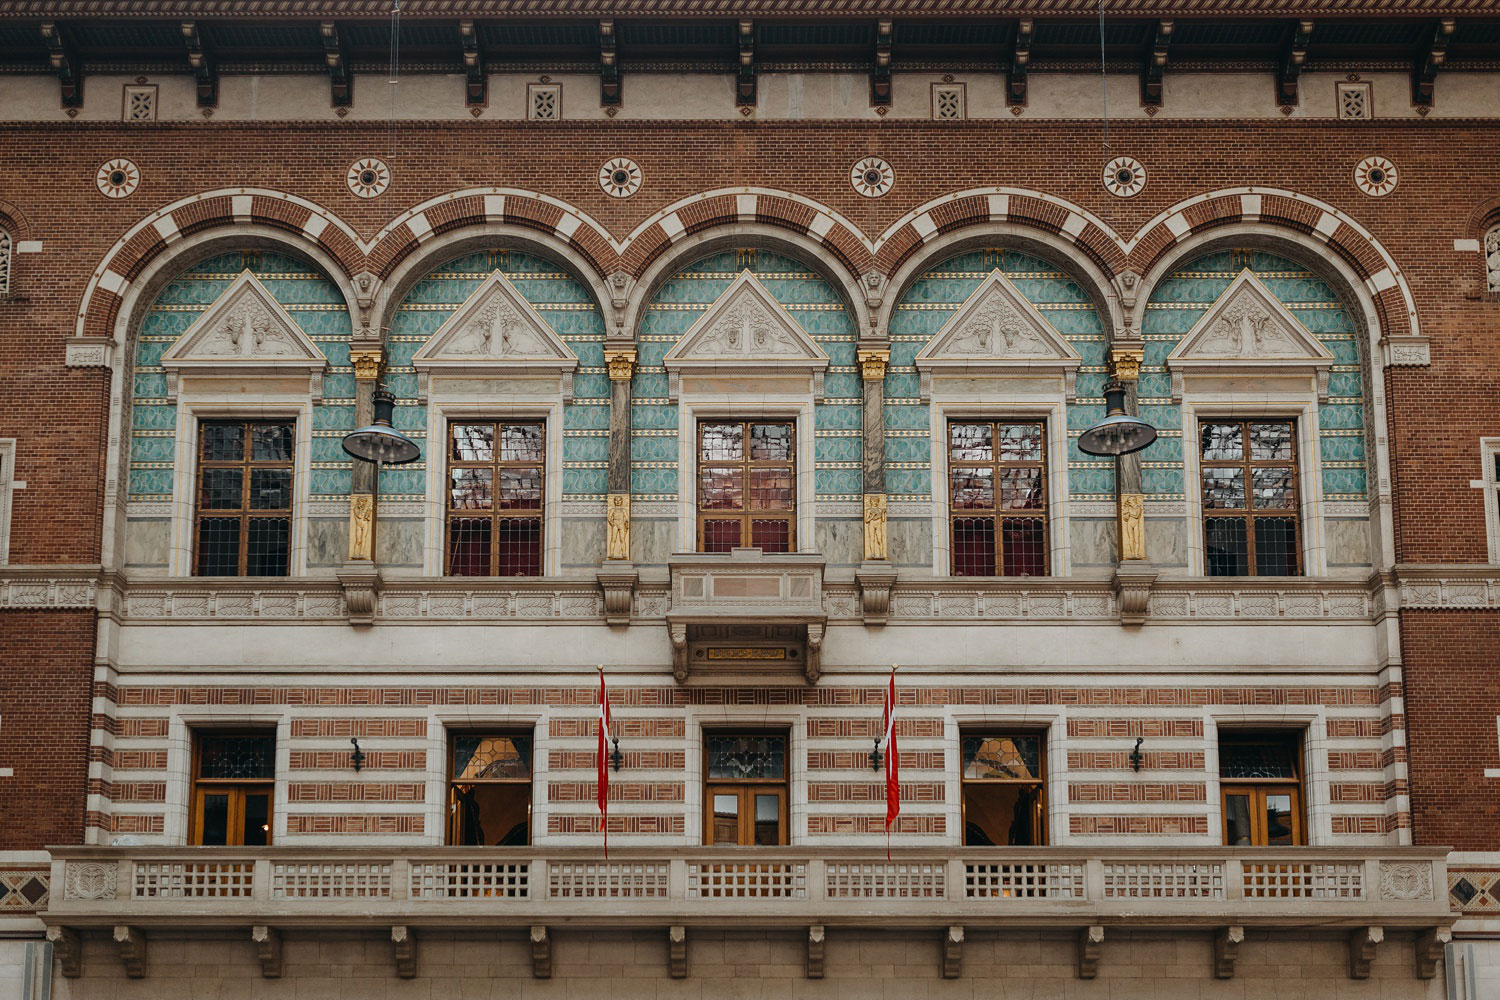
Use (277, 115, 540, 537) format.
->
(858, 349, 889, 560)
(347, 348, 382, 560)
(1110, 347, 1145, 562)
(604, 349, 635, 561)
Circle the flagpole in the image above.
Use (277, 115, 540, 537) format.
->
(884, 663, 900, 860)
(597, 664, 609, 860)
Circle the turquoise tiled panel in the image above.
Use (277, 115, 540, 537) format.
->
(1068, 468, 1116, 496)
(815, 436, 862, 463)
(389, 249, 609, 497)
(1141, 466, 1185, 496)
(129, 252, 352, 500)
(377, 468, 426, 498)
(885, 405, 929, 431)
(311, 438, 349, 464)
(310, 467, 352, 496)
(885, 437, 931, 463)
(1138, 435, 1183, 464)
(1145, 249, 1367, 502)
(632, 248, 858, 502)
(886, 468, 930, 496)
(883, 374, 922, 400)
(565, 435, 610, 463)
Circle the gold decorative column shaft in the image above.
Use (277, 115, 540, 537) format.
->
(347, 347, 383, 561)
(1110, 348, 1146, 563)
(604, 349, 636, 561)
(858, 349, 889, 562)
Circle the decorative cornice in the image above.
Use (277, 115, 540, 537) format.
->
(0, 0, 1485, 16)
(1393, 564, 1500, 610)
(0, 566, 101, 610)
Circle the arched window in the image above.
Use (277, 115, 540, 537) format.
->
(0, 228, 11, 296)
(1486, 225, 1500, 293)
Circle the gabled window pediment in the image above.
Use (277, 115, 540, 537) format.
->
(1165, 269, 1336, 402)
(662, 270, 829, 401)
(410, 270, 579, 403)
(914, 269, 1082, 401)
(160, 270, 328, 401)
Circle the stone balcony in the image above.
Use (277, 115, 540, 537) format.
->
(43, 846, 1454, 981)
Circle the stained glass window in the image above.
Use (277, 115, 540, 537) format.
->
(446, 421, 545, 576)
(449, 732, 532, 846)
(0, 229, 10, 296)
(192, 732, 275, 846)
(949, 421, 1047, 577)
(1219, 733, 1303, 846)
(707, 735, 785, 780)
(704, 732, 787, 846)
(962, 735, 1042, 780)
(1201, 420, 1300, 577)
(452, 735, 532, 780)
(961, 731, 1046, 846)
(697, 421, 796, 553)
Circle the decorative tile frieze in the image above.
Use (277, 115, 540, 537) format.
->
(1395, 566, 1500, 609)
(0, 569, 99, 609)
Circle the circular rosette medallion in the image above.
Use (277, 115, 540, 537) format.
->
(850, 156, 895, 198)
(96, 158, 141, 199)
(1102, 156, 1147, 198)
(599, 157, 642, 198)
(1353, 155, 1398, 197)
(347, 158, 391, 199)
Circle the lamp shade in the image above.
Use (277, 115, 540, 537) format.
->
(341, 389, 421, 465)
(1077, 381, 1157, 457)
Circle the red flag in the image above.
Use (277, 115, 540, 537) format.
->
(883, 665, 900, 834)
(597, 667, 612, 858)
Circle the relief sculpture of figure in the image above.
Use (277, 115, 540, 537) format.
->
(605, 493, 631, 561)
(348, 493, 374, 561)
(863, 493, 888, 561)
(1118, 493, 1146, 562)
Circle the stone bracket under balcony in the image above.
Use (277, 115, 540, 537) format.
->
(666, 550, 827, 683)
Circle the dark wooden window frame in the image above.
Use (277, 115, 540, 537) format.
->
(193, 418, 296, 577)
(445, 418, 547, 577)
(702, 729, 790, 847)
(695, 419, 797, 554)
(1198, 417, 1303, 577)
(189, 730, 276, 846)
(959, 729, 1049, 847)
(1218, 730, 1306, 847)
(946, 418, 1049, 577)
(446, 729, 534, 847)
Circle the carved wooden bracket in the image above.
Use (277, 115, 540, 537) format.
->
(114, 925, 147, 979)
(252, 925, 282, 978)
(596, 566, 637, 626)
(942, 925, 963, 979)
(856, 565, 897, 624)
(1213, 925, 1244, 979)
(1113, 561, 1157, 626)
(1414, 927, 1450, 979)
(1078, 925, 1103, 979)
(392, 925, 417, 979)
(806, 925, 825, 979)
(531, 925, 552, 979)
(47, 926, 81, 978)
(1348, 926, 1382, 979)
(338, 562, 381, 626)
(668, 925, 687, 979)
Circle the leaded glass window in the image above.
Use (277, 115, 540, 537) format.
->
(449, 732, 532, 845)
(949, 420, 1048, 576)
(191, 732, 275, 846)
(697, 421, 796, 553)
(961, 731, 1046, 846)
(704, 732, 787, 845)
(1200, 419, 1300, 577)
(1220, 732, 1303, 846)
(446, 421, 544, 576)
(194, 420, 294, 576)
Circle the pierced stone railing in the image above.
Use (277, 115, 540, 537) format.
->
(45, 846, 1451, 929)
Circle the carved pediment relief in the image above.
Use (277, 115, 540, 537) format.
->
(913, 270, 1083, 400)
(662, 271, 830, 400)
(411, 270, 579, 402)
(160, 270, 328, 401)
(1166, 270, 1336, 401)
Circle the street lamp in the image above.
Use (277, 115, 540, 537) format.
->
(341, 388, 421, 465)
(1077, 380, 1157, 457)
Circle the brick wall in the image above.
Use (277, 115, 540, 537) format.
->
(0, 611, 94, 849)
(1401, 610, 1500, 851)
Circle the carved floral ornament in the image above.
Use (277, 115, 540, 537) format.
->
(158, 270, 328, 402)
(409, 269, 579, 403)
(913, 269, 1082, 401)
(661, 270, 830, 401)
(1164, 269, 1335, 402)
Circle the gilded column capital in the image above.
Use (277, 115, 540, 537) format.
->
(605, 350, 637, 382)
(350, 349, 383, 382)
(1110, 348, 1144, 382)
(858, 349, 890, 382)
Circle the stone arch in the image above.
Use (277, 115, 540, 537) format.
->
(1124, 188, 1421, 346)
(618, 189, 873, 288)
(71, 189, 363, 347)
(623, 223, 871, 341)
(875, 224, 1126, 342)
(364, 188, 620, 294)
(92, 225, 358, 574)
(1133, 224, 1400, 572)
(370, 224, 615, 342)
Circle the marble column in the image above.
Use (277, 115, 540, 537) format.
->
(858, 349, 889, 560)
(347, 348, 382, 561)
(1110, 347, 1146, 562)
(598, 348, 638, 625)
